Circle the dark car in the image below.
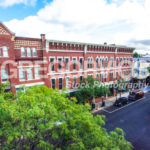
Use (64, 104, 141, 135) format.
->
(128, 90, 144, 101)
(114, 97, 128, 107)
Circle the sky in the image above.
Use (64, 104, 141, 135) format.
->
(1, 0, 150, 54)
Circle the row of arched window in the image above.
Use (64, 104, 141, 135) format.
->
(87, 57, 132, 69)
(21, 47, 37, 57)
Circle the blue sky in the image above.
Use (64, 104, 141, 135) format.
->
(0, 0, 52, 21)
(1, 0, 150, 53)
(0, 0, 116, 21)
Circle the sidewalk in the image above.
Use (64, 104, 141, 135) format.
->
(94, 92, 129, 113)
(94, 86, 150, 113)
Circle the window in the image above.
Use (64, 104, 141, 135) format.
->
(19, 68, 25, 81)
(66, 77, 70, 89)
(90, 58, 93, 68)
(99, 58, 102, 68)
(73, 58, 77, 70)
(116, 72, 118, 80)
(50, 58, 55, 71)
(100, 74, 102, 82)
(27, 47, 31, 57)
(58, 58, 62, 70)
(33, 48, 37, 57)
(120, 58, 123, 66)
(110, 57, 114, 67)
(102, 58, 104, 68)
(35, 67, 40, 79)
(27, 68, 33, 80)
(88, 58, 90, 69)
(109, 73, 113, 81)
(1, 69, 8, 82)
(116, 58, 119, 67)
(65, 58, 69, 70)
(88, 57, 93, 69)
(21, 47, 25, 57)
(130, 58, 132, 66)
(124, 58, 126, 66)
(119, 72, 121, 80)
(51, 79, 55, 89)
(96, 74, 98, 80)
(104, 73, 107, 82)
(79, 57, 84, 69)
(105, 58, 108, 68)
(73, 77, 77, 88)
(3, 46, 8, 57)
(59, 78, 63, 90)
(96, 58, 99, 68)
(101, 74, 103, 82)
(80, 76, 83, 81)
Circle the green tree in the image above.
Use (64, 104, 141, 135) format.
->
(0, 85, 132, 150)
(147, 66, 150, 74)
(133, 52, 141, 58)
(75, 76, 110, 104)
(0, 83, 16, 100)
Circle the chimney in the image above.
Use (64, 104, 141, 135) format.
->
(41, 34, 45, 41)
(40, 34, 46, 49)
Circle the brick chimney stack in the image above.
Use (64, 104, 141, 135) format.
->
(40, 34, 46, 49)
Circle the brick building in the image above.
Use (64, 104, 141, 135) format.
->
(0, 22, 134, 94)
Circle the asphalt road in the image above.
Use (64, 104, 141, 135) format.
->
(94, 92, 150, 150)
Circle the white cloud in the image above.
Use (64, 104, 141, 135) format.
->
(4, 0, 150, 53)
(0, 0, 36, 7)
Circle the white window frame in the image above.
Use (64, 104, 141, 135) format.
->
(101, 57, 104, 68)
(57, 57, 63, 71)
(73, 76, 77, 88)
(3, 46, 8, 57)
(21, 47, 25, 57)
(72, 57, 77, 70)
(35, 66, 40, 79)
(49, 56, 55, 72)
(64, 57, 70, 71)
(66, 76, 70, 89)
(105, 57, 108, 68)
(79, 57, 84, 70)
(51, 78, 56, 89)
(32, 48, 37, 57)
(96, 57, 99, 69)
(1, 69, 8, 83)
(19, 68, 25, 81)
(96, 73, 99, 80)
(105, 73, 107, 82)
(27, 47, 31, 57)
(58, 77, 63, 90)
(116, 57, 119, 67)
(27, 67, 33, 80)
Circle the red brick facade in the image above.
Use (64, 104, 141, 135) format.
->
(0, 22, 134, 93)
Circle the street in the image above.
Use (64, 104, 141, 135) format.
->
(94, 92, 150, 150)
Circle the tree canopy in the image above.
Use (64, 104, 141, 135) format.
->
(0, 84, 132, 150)
(75, 76, 110, 104)
(147, 66, 150, 74)
(133, 52, 141, 58)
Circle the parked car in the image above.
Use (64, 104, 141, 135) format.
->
(114, 97, 129, 107)
(128, 90, 144, 101)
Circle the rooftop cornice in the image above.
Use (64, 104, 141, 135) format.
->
(47, 39, 135, 50)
